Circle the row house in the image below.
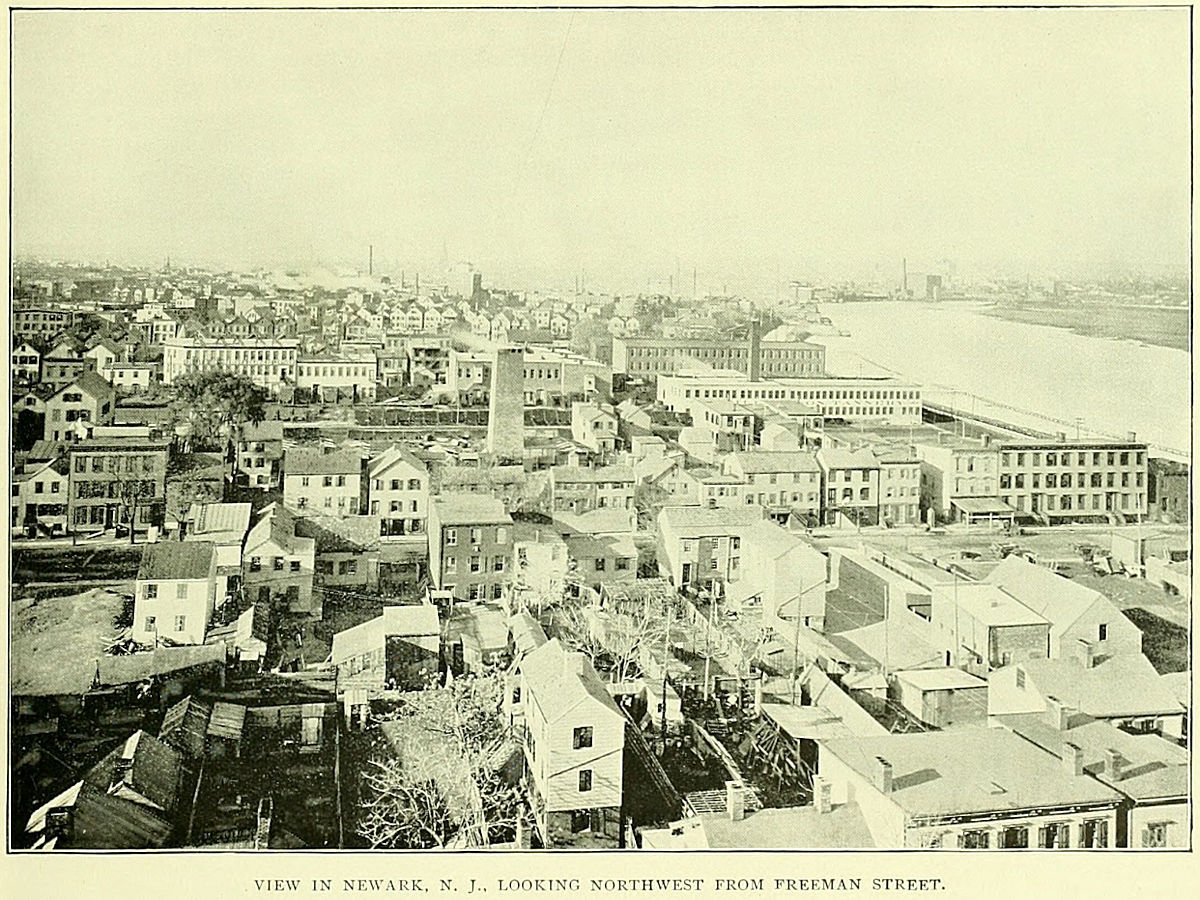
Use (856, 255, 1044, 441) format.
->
(281, 448, 363, 517)
(816, 728, 1124, 849)
(12, 305, 74, 340)
(995, 706, 1188, 848)
(722, 450, 822, 523)
(996, 438, 1148, 523)
(549, 466, 635, 515)
(817, 448, 881, 527)
(66, 438, 170, 535)
(366, 445, 430, 538)
(427, 493, 513, 603)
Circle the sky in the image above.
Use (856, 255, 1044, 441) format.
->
(11, 8, 1192, 294)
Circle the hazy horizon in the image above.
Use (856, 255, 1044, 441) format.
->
(12, 8, 1191, 294)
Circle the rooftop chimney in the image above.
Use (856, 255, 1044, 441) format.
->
(562, 651, 587, 678)
(1127, 431, 1137, 442)
(813, 775, 833, 814)
(1062, 742, 1084, 777)
(1045, 695, 1074, 731)
(726, 780, 747, 822)
(1106, 749, 1125, 782)
(1077, 640, 1095, 669)
(874, 756, 894, 794)
(980, 434, 991, 447)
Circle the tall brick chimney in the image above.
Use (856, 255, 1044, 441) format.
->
(487, 346, 525, 462)
(748, 318, 761, 382)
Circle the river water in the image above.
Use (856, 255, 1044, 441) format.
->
(812, 301, 1190, 456)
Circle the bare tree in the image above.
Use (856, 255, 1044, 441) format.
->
(355, 676, 525, 849)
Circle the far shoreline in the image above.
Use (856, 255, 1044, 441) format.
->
(980, 302, 1189, 353)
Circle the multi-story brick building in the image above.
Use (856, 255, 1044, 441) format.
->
(12, 305, 73, 340)
(817, 448, 881, 527)
(295, 353, 378, 402)
(428, 493, 513, 603)
(996, 438, 1149, 523)
(722, 450, 822, 523)
(66, 438, 170, 535)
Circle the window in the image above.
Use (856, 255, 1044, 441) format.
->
(1080, 819, 1109, 848)
(323, 476, 333, 487)
(1039, 823, 1070, 848)
(301, 476, 310, 487)
(1098, 623, 1108, 641)
(174, 615, 187, 633)
(249, 556, 261, 572)
(446, 529, 457, 546)
(176, 583, 188, 599)
(274, 557, 284, 571)
(144, 615, 156, 632)
(471, 527, 482, 544)
(1000, 826, 1028, 848)
(959, 830, 990, 849)
(578, 770, 593, 792)
(492, 584, 503, 600)
(1143, 822, 1169, 848)
(470, 556, 481, 573)
(496, 526, 508, 544)
(573, 726, 593, 748)
(1015, 668, 1025, 688)
(445, 557, 457, 574)
(146, 584, 158, 599)
(615, 557, 629, 571)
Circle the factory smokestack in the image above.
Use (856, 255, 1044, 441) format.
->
(487, 346, 525, 462)
(749, 318, 762, 382)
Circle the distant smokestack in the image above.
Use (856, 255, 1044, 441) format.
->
(748, 318, 762, 382)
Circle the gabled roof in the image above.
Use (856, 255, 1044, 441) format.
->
(984, 555, 1111, 633)
(1014, 655, 1183, 719)
(518, 638, 623, 722)
(728, 450, 821, 475)
(551, 465, 635, 484)
(159, 696, 213, 758)
(817, 447, 879, 471)
(331, 604, 440, 662)
(998, 714, 1188, 802)
(367, 443, 427, 478)
(185, 502, 252, 544)
(432, 492, 511, 526)
(295, 514, 381, 553)
(52, 369, 114, 402)
(284, 447, 362, 475)
(819, 727, 1122, 820)
(137, 541, 216, 581)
